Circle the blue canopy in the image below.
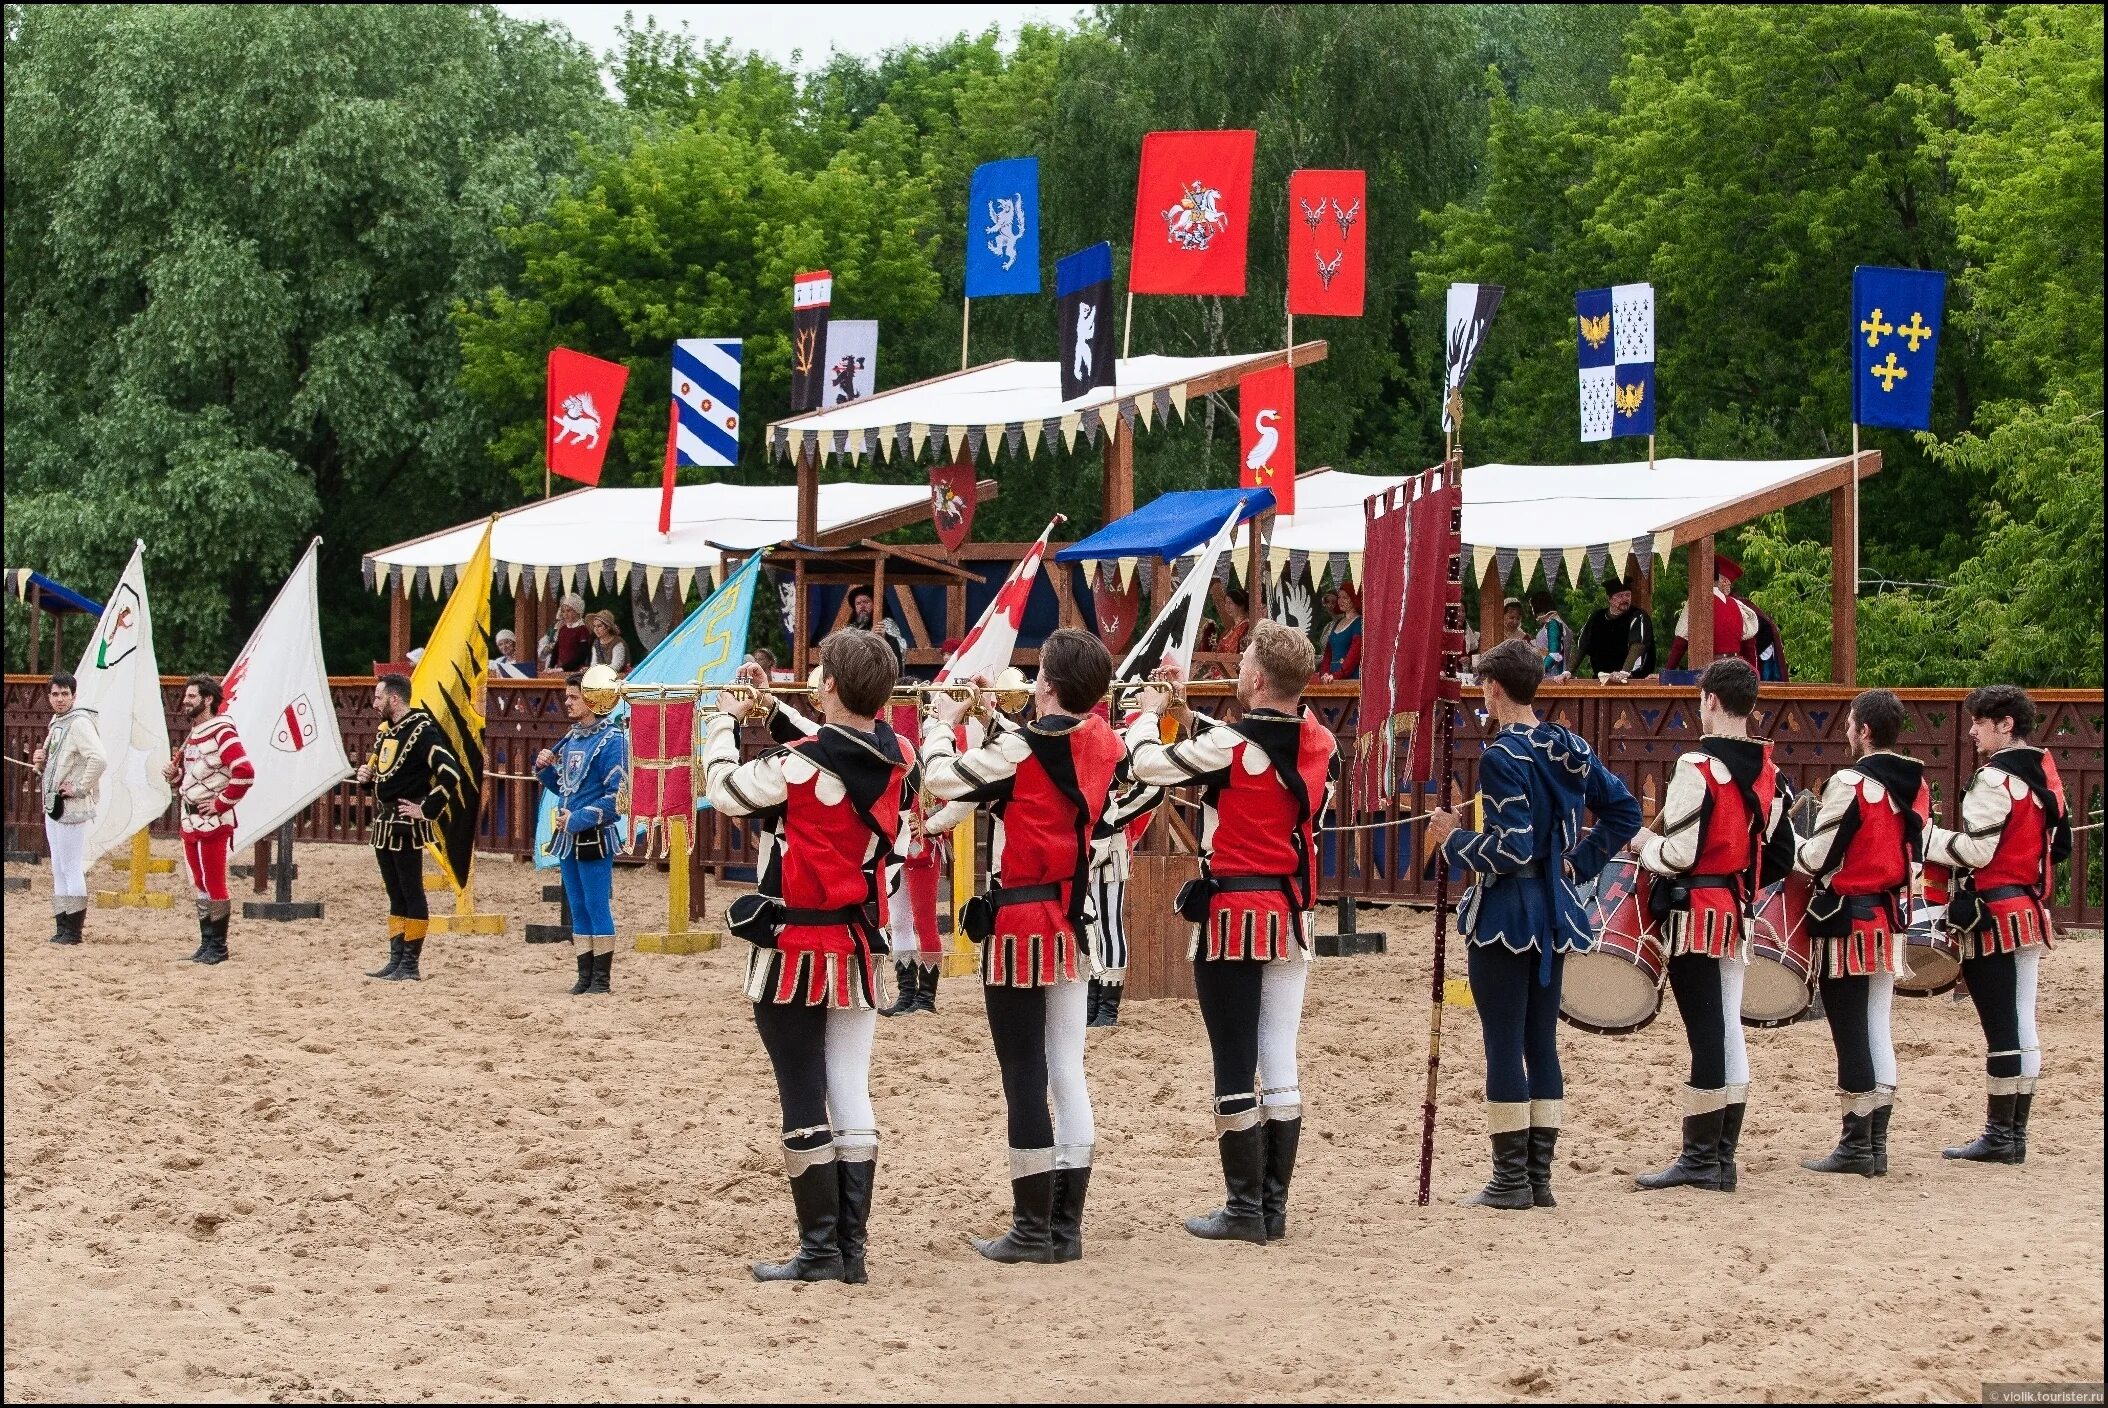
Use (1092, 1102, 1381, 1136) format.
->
(1053, 487, 1274, 563)
(7, 569, 103, 616)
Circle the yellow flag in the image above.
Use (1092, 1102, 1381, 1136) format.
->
(410, 518, 494, 891)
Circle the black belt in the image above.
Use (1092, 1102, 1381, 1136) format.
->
(1974, 884, 2036, 904)
(778, 905, 872, 927)
(1214, 875, 1295, 895)
(1685, 875, 1740, 892)
(986, 883, 1066, 908)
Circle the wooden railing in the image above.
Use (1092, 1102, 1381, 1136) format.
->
(6, 676, 2101, 928)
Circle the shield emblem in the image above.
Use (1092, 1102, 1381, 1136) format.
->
(272, 696, 317, 752)
(1092, 573, 1141, 656)
(928, 459, 977, 553)
(377, 735, 401, 775)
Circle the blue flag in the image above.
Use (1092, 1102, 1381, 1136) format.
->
(629, 550, 766, 689)
(966, 157, 1041, 298)
(1576, 283, 1654, 441)
(1851, 266, 1945, 431)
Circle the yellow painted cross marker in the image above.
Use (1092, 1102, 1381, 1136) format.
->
(97, 830, 173, 909)
(1859, 308, 1892, 347)
(1897, 311, 1933, 352)
(1870, 352, 1908, 392)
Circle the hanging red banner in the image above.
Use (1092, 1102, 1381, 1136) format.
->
(929, 458, 978, 552)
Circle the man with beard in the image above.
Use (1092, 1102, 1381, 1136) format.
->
(1925, 685, 2071, 1165)
(1126, 622, 1338, 1246)
(1576, 576, 1656, 682)
(32, 671, 106, 945)
(535, 666, 630, 995)
(847, 585, 909, 671)
(1630, 657, 1797, 1192)
(1792, 688, 1930, 1177)
(356, 673, 464, 983)
(162, 675, 255, 964)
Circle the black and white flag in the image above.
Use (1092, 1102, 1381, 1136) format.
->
(1057, 242, 1116, 402)
(1441, 282, 1504, 434)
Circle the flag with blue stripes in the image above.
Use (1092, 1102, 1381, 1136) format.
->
(672, 338, 741, 469)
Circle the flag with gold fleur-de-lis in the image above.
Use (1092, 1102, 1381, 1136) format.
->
(1851, 266, 1946, 431)
(1576, 282, 1654, 442)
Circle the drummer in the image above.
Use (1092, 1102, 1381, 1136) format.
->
(1791, 688, 1931, 1178)
(1630, 657, 1798, 1194)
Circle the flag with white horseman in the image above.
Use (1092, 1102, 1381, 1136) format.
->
(409, 519, 494, 891)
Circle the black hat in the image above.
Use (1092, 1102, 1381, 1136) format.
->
(1601, 574, 1627, 595)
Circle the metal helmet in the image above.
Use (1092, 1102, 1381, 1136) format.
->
(580, 664, 623, 716)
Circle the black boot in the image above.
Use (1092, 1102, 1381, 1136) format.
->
(1943, 1090, 2021, 1163)
(1802, 1104, 1878, 1175)
(1635, 1104, 1727, 1191)
(188, 912, 214, 962)
(912, 966, 939, 1014)
(2011, 1090, 2034, 1164)
(387, 938, 424, 982)
(1262, 1116, 1302, 1238)
(1465, 1127, 1535, 1209)
(1526, 1127, 1559, 1208)
(1050, 1164, 1091, 1263)
(882, 962, 918, 1017)
(754, 1159, 847, 1282)
(1870, 1095, 1894, 1176)
(973, 1168, 1058, 1264)
(197, 915, 230, 966)
(366, 935, 405, 979)
(1185, 1123, 1270, 1243)
(1089, 980, 1124, 1029)
(587, 949, 612, 994)
(836, 1156, 875, 1285)
(568, 950, 593, 995)
(51, 910, 85, 946)
(1717, 1100, 1748, 1192)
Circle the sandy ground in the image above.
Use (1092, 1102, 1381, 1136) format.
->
(4, 839, 2102, 1403)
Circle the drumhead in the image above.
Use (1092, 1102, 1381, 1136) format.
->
(1560, 951, 1662, 1036)
(1896, 936, 1962, 997)
(1741, 957, 1813, 1028)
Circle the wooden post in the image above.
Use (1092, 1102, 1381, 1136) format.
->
(1051, 558, 1081, 630)
(1479, 557, 1505, 660)
(512, 576, 536, 672)
(1689, 535, 1716, 668)
(872, 552, 887, 636)
(1628, 551, 1653, 612)
(1830, 482, 1859, 685)
(26, 585, 41, 674)
(1247, 510, 1270, 624)
(961, 297, 971, 372)
(388, 585, 411, 664)
(1102, 418, 1135, 528)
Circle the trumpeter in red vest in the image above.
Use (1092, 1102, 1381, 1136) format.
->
(703, 632, 918, 1286)
(1793, 688, 1931, 1177)
(1924, 684, 2071, 1165)
(1633, 657, 1796, 1192)
(921, 630, 1122, 1266)
(1127, 621, 1339, 1246)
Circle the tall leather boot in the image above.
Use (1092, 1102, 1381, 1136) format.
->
(366, 928, 405, 979)
(1635, 1089, 1726, 1191)
(1050, 1162, 1092, 1263)
(1464, 1101, 1534, 1209)
(1717, 1092, 1748, 1192)
(754, 1155, 847, 1282)
(1869, 1087, 1895, 1176)
(1526, 1099, 1563, 1209)
(881, 961, 918, 1017)
(1090, 980, 1124, 1029)
(1261, 1115, 1303, 1238)
(568, 948, 592, 995)
(587, 948, 612, 995)
(1185, 1119, 1269, 1243)
(388, 935, 424, 982)
(197, 914, 231, 966)
(2011, 1086, 2035, 1164)
(52, 910, 85, 946)
(1943, 1086, 2021, 1163)
(835, 1153, 876, 1285)
(1802, 1093, 1878, 1175)
(912, 965, 939, 1015)
(188, 910, 214, 963)
(973, 1158, 1058, 1264)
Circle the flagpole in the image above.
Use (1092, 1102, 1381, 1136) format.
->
(1647, 431, 1656, 474)
(961, 297, 971, 372)
(1121, 290, 1135, 361)
(1851, 418, 1861, 660)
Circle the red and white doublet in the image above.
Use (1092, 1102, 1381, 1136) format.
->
(1925, 745, 2068, 957)
(1667, 589, 1759, 670)
(175, 713, 254, 904)
(704, 705, 917, 1010)
(1124, 708, 1337, 961)
(1638, 736, 1788, 960)
(920, 711, 1122, 986)
(1794, 752, 1931, 978)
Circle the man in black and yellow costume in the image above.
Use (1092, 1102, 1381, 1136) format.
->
(357, 673, 464, 982)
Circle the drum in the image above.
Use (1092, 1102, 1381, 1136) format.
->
(1561, 858, 1667, 1035)
(1897, 903, 1962, 997)
(1742, 873, 1817, 1028)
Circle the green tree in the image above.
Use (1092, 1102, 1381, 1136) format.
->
(3, 4, 609, 670)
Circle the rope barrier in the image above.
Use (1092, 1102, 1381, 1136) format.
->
(1162, 789, 1435, 835)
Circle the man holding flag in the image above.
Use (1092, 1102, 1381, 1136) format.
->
(357, 674, 464, 982)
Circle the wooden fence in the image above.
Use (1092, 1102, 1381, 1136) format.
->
(6, 676, 2101, 928)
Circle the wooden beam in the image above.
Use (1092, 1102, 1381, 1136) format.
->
(1247, 511, 1270, 624)
(1174, 340, 1331, 402)
(1102, 419, 1134, 527)
(796, 443, 819, 545)
(853, 539, 987, 583)
(388, 585, 411, 663)
(891, 585, 932, 649)
(792, 557, 809, 679)
(1479, 557, 1504, 662)
(1628, 551, 1652, 613)
(1689, 536, 1716, 668)
(1052, 559, 1080, 630)
(1831, 484, 1858, 685)
(1657, 451, 1883, 545)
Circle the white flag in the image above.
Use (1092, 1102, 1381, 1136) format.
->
(938, 517, 1061, 686)
(1117, 501, 1245, 685)
(224, 538, 353, 850)
(73, 541, 173, 865)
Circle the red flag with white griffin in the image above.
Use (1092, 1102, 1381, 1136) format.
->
(547, 348, 630, 486)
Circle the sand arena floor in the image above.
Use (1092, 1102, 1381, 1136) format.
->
(4, 839, 2102, 1402)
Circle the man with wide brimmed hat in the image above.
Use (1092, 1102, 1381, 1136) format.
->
(535, 664, 629, 995)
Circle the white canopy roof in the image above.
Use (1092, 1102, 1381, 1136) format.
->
(363, 481, 929, 600)
(1227, 455, 1870, 587)
(767, 347, 1325, 464)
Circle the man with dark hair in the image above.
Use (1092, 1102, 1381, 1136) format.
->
(1428, 638, 1640, 1208)
(921, 627, 1121, 1265)
(1577, 576, 1655, 681)
(535, 667, 629, 995)
(1666, 555, 1759, 670)
(704, 630, 918, 1284)
(847, 584, 909, 667)
(356, 673, 463, 982)
(162, 675, 254, 964)
(1925, 684, 2070, 1164)
(32, 671, 105, 945)
(1126, 621, 1338, 1244)
(1630, 656, 1796, 1192)
(1793, 688, 1931, 1177)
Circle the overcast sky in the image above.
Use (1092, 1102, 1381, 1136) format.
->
(498, 4, 1086, 71)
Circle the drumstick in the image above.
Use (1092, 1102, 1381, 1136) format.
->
(1415, 704, 1460, 1208)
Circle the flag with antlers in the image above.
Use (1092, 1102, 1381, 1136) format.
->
(1287, 169, 1366, 317)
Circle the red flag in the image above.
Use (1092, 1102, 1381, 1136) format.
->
(658, 399, 678, 535)
(1239, 363, 1297, 516)
(1129, 129, 1257, 296)
(1091, 570, 1141, 656)
(1288, 169, 1366, 317)
(928, 457, 978, 552)
(546, 348, 629, 486)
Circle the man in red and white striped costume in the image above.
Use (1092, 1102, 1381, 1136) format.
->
(162, 674, 255, 965)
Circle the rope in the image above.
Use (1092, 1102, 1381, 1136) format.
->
(1162, 789, 1435, 834)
